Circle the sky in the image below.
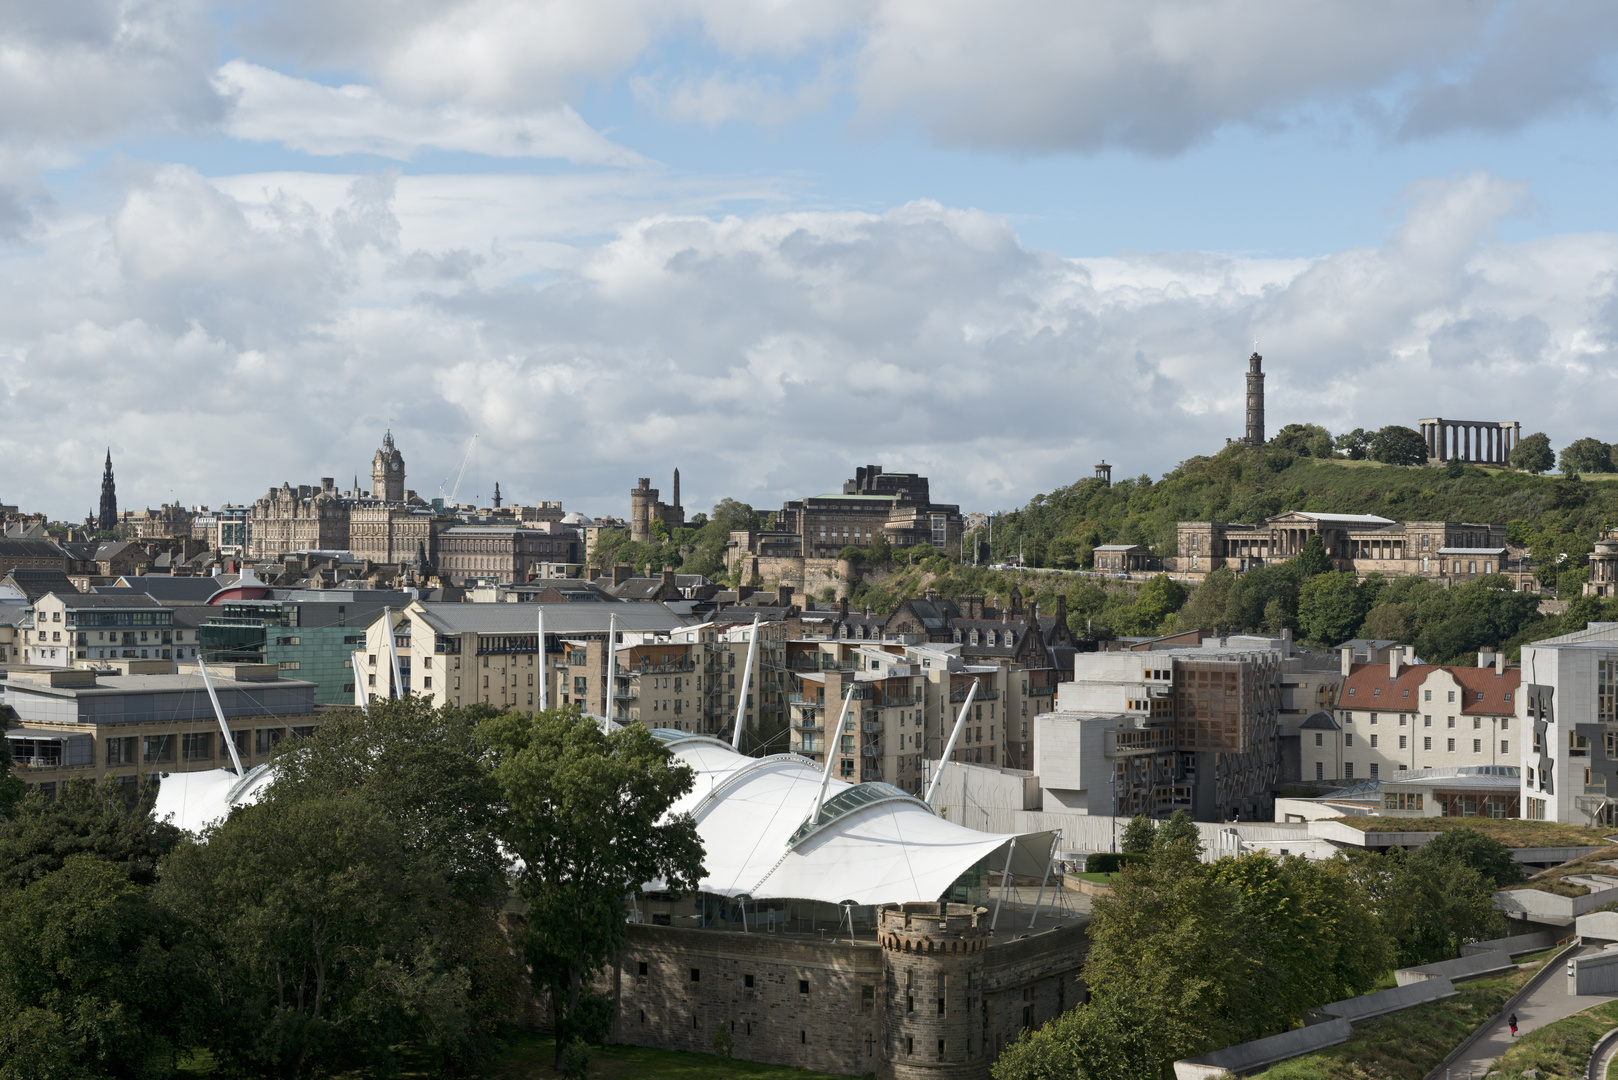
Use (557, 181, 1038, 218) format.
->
(4, 1, 1618, 522)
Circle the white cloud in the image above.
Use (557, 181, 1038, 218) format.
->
(233, 0, 1618, 153)
(0, 171, 1614, 523)
(215, 61, 648, 165)
(0, 0, 222, 145)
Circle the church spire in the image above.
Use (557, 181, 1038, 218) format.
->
(98, 449, 118, 532)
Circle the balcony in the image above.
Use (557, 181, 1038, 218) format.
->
(1029, 685, 1055, 697)
(861, 722, 884, 734)
(614, 687, 635, 699)
(631, 659, 695, 674)
(795, 720, 823, 732)
(860, 745, 882, 757)
(787, 693, 825, 706)
(950, 686, 1000, 703)
(881, 694, 923, 709)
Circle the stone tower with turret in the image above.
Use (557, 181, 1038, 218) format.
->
(881, 902, 991, 1079)
(1245, 351, 1265, 446)
(370, 430, 406, 502)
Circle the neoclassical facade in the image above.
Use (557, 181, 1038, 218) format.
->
(1172, 511, 1532, 588)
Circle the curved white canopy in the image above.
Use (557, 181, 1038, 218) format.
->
(153, 764, 275, 833)
(659, 733, 1052, 907)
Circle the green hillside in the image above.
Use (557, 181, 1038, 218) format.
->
(984, 445, 1617, 581)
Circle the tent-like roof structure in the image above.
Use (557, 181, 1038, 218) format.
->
(654, 731, 1053, 907)
(153, 762, 276, 833)
(154, 728, 1055, 910)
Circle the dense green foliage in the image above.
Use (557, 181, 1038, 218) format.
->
(0, 698, 708, 1079)
(590, 498, 771, 582)
(986, 445, 1618, 571)
(993, 827, 1514, 1080)
(479, 709, 706, 1069)
(0, 855, 197, 1080)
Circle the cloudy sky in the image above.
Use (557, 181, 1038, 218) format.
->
(4, 1, 1618, 521)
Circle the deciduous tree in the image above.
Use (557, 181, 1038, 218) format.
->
(479, 709, 706, 1068)
(1510, 431, 1555, 474)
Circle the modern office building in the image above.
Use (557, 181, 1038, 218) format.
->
(2, 663, 322, 798)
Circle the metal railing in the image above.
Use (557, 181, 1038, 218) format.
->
(951, 686, 999, 702)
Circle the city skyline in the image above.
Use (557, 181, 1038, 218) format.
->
(4, 3, 1618, 518)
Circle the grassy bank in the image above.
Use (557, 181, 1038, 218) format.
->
(1490, 999, 1618, 1079)
(1250, 965, 1536, 1080)
(1504, 846, 1618, 898)
(179, 1032, 865, 1080)
(1330, 817, 1617, 848)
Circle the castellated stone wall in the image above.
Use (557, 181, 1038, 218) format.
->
(600, 910, 1089, 1079)
(605, 924, 886, 1076)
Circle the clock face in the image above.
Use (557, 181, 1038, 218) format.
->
(392, 463, 400, 472)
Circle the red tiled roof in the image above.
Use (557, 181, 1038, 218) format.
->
(1336, 662, 1519, 716)
(1452, 664, 1522, 716)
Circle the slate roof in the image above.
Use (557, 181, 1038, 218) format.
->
(38, 592, 167, 611)
(96, 577, 224, 603)
(1299, 710, 1342, 730)
(412, 602, 688, 635)
(0, 538, 68, 559)
(2, 569, 77, 603)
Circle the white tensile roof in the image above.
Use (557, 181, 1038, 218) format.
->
(153, 763, 276, 833)
(155, 729, 1054, 909)
(658, 733, 1052, 907)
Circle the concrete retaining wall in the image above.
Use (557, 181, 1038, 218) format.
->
(1395, 950, 1515, 987)
(1578, 912, 1618, 943)
(1462, 929, 1555, 957)
(1571, 949, 1618, 995)
(1321, 977, 1457, 1022)
(1173, 1018, 1351, 1079)
(1496, 885, 1618, 927)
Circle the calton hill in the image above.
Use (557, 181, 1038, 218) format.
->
(593, 424, 1618, 665)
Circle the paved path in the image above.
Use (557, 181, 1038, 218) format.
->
(1592, 1025, 1618, 1080)
(1445, 945, 1618, 1078)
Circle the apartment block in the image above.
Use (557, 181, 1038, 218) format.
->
(20, 592, 202, 667)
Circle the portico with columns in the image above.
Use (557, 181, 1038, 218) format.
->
(1417, 418, 1521, 464)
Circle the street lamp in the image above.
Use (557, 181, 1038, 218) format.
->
(1111, 767, 1117, 853)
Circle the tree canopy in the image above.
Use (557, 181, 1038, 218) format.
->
(479, 708, 706, 1067)
(1510, 431, 1555, 474)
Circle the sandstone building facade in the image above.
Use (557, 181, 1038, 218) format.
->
(1171, 510, 1534, 588)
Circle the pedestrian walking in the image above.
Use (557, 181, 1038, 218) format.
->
(1508, 1012, 1519, 1037)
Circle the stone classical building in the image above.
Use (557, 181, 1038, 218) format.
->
(1416, 418, 1522, 464)
(434, 523, 576, 585)
(249, 478, 352, 559)
(1587, 530, 1618, 599)
(118, 503, 195, 540)
(1172, 510, 1533, 587)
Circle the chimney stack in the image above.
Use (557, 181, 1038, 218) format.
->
(661, 568, 676, 587)
(1390, 648, 1402, 680)
(1496, 650, 1507, 677)
(612, 563, 632, 586)
(1340, 646, 1354, 678)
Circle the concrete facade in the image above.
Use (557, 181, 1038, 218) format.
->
(1518, 622, 1618, 825)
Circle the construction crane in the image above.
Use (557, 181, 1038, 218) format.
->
(440, 435, 476, 506)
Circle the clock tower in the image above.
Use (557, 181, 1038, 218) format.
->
(370, 430, 406, 502)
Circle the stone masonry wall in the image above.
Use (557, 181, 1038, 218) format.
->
(606, 925, 886, 1077)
